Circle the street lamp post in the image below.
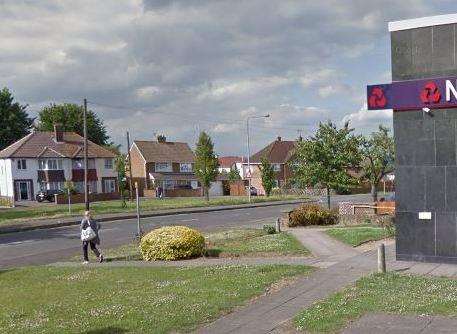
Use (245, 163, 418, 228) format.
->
(246, 114, 270, 203)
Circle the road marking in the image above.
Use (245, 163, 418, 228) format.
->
(179, 219, 198, 222)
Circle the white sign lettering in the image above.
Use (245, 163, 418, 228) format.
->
(446, 80, 457, 102)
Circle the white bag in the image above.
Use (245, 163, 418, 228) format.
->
(81, 226, 97, 242)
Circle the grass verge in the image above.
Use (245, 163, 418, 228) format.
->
(77, 228, 309, 262)
(295, 272, 457, 333)
(0, 265, 311, 333)
(325, 226, 394, 247)
(0, 195, 305, 226)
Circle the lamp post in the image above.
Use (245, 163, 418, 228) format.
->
(246, 114, 270, 203)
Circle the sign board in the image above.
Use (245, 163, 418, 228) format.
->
(418, 212, 432, 220)
(367, 75, 457, 111)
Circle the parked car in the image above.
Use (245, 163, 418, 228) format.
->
(36, 189, 63, 203)
(246, 186, 258, 196)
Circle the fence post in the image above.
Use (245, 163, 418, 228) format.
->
(68, 188, 71, 214)
(378, 243, 386, 273)
(275, 218, 281, 233)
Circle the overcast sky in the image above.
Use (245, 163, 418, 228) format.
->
(1, 0, 455, 155)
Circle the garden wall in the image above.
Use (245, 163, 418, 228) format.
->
(55, 192, 120, 204)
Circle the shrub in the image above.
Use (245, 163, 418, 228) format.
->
(288, 204, 338, 227)
(263, 224, 277, 234)
(140, 226, 205, 261)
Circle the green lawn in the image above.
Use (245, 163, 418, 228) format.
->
(295, 272, 457, 333)
(78, 228, 309, 262)
(0, 265, 312, 333)
(206, 228, 309, 257)
(325, 226, 394, 247)
(0, 195, 304, 226)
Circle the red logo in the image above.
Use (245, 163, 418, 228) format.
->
(368, 87, 387, 108)
(420, 81, 441, 104)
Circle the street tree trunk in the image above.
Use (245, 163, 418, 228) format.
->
(371, 183, 378, 203)
(326, 187, 331, 210)
(204, 186, 209, 201)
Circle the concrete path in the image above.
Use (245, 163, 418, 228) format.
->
(197, 229, 380, 334)
(342, 313, 457, 333)
(197, 248, 378, 334)
(288, 228, 360, 262)
(51, 256, 333, 269)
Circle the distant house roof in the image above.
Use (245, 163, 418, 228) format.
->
(0, 131, 115, 159)
(249, 137, 296, 164)
(133, 140, 195, 163)
(218, 156, 244, 168)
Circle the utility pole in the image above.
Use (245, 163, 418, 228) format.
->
(126, 131, 134, 201)
(83, 98, 89, 211)
(246, 114, 270, 202)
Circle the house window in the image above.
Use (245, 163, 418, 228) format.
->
(38, 159, 63, 170)
(17, 159, 27, 170)
(40, 182, 64, 191)
(74, 182, 84, 193)
(88, 181, 98, 194)
(180, 163, 192, 172)
(155, 162, 171, 172)
(105, 159, 113, 170)
(163, 179, 174, 189)
(272, 164, 281, 172)
(104, 179, 116, 193)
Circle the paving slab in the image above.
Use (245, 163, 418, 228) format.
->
(287, 228, 360, 262)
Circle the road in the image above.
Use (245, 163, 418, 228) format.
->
(0, 193, 373, 268)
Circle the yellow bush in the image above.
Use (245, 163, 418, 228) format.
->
(140, 226, 205, 261)
(288, 204, 338, 227)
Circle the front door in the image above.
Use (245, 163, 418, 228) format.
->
(15, 181, 31, 201)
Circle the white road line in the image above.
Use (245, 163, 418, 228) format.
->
(179, 219, 198, 222)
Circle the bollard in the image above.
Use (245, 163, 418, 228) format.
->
(378, 243, 386, 273)
(275, 218, 281, 233)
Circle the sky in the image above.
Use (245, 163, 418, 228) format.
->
(1, 0, 456, 155)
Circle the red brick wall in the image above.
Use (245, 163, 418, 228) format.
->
(55, 192, 120, 204)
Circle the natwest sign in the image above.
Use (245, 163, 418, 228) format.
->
(367, 76, 457, 111)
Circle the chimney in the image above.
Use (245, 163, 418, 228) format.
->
(277, 136, 282, 142)
(54, 124, 63, 142)
(157, 134, 166, 143)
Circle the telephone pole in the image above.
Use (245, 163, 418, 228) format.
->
(83, 98, 89, 211)
(126, 131, 134, 201)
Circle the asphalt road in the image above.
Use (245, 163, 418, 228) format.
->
(0, 193, 373, 268)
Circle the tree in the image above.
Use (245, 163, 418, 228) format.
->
(260, 156, 275, 197)
(228, 166, 241, 183)
(291, 121, 362, 209)
(37, 103, 109, 145)
(194, 132, 219, 201)
(114, 153, 128, 208)
(360, 125, 395, 203)
(0, 87, 33, 150)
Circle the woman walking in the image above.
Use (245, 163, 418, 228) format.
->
(80, 210, 104, 264)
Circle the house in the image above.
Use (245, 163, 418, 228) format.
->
(0, 126, 117, 203)
(218, 156, 245, 177)
(129, 136, 201, 197)
(242, 136, 296, 195)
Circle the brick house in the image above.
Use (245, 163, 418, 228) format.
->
(129, 136, 201, 197)
(242, 136, 296, 195)
(0, 126, 117, 202)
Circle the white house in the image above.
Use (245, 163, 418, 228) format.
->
(0, 126, 117, 202)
